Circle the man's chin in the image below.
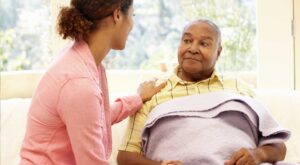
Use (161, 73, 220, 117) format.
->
(182, 65, 202, 74)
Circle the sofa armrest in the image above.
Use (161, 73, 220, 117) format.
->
(1, 98, 31, 165)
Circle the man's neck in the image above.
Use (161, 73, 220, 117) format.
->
(177, 69, 213, 82)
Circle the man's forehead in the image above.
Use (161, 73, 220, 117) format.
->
(183, 21, 220, 40)
(184, 23, 216, 36)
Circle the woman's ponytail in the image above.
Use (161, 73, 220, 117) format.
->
(57, 7, 93, 40)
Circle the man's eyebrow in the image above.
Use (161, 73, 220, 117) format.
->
(200, 36, 213, 41)
(183, 32, 192, 37)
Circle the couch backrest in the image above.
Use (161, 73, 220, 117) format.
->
(1, 90, 300, 165)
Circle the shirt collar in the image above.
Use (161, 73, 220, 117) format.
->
(168, 66, 223, 88)
(72, 40, 100, 84)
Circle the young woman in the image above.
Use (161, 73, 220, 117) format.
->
(19, 0, 165, 164)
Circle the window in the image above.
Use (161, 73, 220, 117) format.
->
(0, 0, 51, 71)
(2, 0, 299, 91)
(1, 0, 257, 73)
(105, 0, 257, 73)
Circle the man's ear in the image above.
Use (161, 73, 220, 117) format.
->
(112, 7, 122, 24)
(217, 45, 222, 59)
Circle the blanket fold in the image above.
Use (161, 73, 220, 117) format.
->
(142, 91, 293, 165)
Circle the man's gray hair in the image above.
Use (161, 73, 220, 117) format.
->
(184, 19, 222, 44)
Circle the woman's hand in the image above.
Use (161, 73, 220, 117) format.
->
(137, 78, 167, 102)
(161, 160, 183, 165)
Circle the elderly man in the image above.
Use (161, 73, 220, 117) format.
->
(117, 19, 289, 165)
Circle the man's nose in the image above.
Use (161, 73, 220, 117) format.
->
(188, 42, 199, 54)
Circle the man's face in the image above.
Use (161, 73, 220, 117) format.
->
(177, 21, 221, 80)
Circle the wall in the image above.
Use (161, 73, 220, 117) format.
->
(0, 70, 165, 99)
(295, 0, 300, 90)
(257, 0, 295, 89)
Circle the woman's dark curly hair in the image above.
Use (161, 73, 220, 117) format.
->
(57, 0, 133, 40)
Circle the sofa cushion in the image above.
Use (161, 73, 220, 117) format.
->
(1, 98, 31, 165)
(255, 89, 300, 162)
(1, 90, 299, 165)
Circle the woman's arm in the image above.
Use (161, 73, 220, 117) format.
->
(58, 78, 109, 165)
(110, 94, 143, 124)
(110, 80, 166, 124)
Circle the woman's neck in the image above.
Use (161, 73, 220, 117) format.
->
(85, 29, 113, 66)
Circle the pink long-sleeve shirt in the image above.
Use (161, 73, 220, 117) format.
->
(19, 41, 143, 165)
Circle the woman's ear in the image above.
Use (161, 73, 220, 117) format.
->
(112, 7, 122, 24)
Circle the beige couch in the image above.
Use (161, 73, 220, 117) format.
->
(1, 71, 300, 165)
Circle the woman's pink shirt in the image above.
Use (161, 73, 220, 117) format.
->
(19, 41, 143, 165)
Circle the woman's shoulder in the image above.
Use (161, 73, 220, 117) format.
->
(47, 46, 91, 80)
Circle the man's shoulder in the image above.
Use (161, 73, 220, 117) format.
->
(218, 73, 256, 97)
(154, 72, 175, 87)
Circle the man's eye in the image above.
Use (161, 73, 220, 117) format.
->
(201, 42, 209, 47)
(183, 39, 191, 44)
